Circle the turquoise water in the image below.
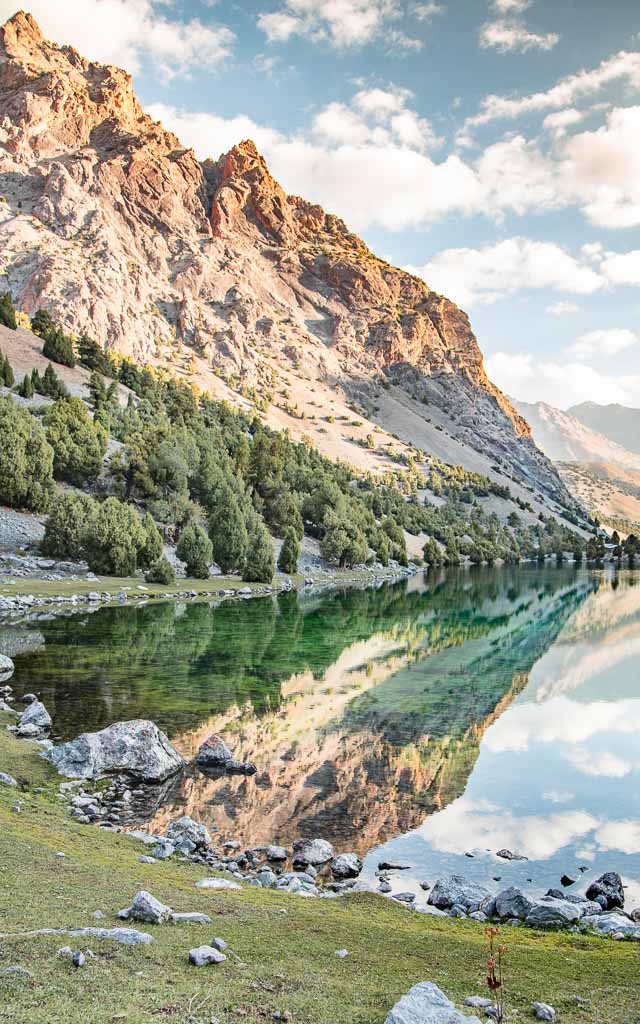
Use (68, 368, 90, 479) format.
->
(5, 566, 640, 905)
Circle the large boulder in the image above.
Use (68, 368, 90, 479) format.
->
(292, 838, 335, 867)
(581, 912, 640, 939)
(494, 887, 535, 920)
(120, 891, 173, 924)
(427, 875, 490, 913)
(330, 853, 363, 879)
(195, 734, 233, 768)
(0, 654, 14, 683)
(525, 898, 582, 929)
(45, 720, 185, 782)
(165, 816, 211, 850)
(384, 982, 482, 1024)
(17, 700, 51, 737)
(585, 871, 624, 910)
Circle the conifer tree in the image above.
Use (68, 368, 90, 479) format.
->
(277, 526, 299, 574)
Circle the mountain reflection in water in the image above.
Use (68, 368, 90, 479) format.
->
(6, 566, 640, 903)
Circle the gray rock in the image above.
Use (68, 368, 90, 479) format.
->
(427, 875, 490, 913)
(256, 869, 278, 888)
(532, 1003, 555, 1022)
(139, 855, 156, 865)
(335, 949, 349, 958)
(151, 839, 176, 861)
(292, 837, 335, 866)
(17, 700, 51, 736)
(526, 898, 582, 928)
(195, 878, 242, 891)
(385, 982, 482, 1024)
(464, 996, 493, 1009)
(188, 945, 227, 967)
(581, 912, 640, 938)
(585, 871, 624, 910)
(266, 845, 288, 861)
(170, 912, 212, 925)
(494, 886, 536, 920)
(330, 852, 363, 879)
(125, 891, 173, 924)
(0, 700, 18, 714)
(72, 951, 86, 968)
(212, 937, 227, 952)
(58, 946, 73, 958)
(0, 771, 17, 786)
(166, 815, 211, 850)
(0, 654, 14, 683)
(195, 734, 233, 768)
(46, 719, 185, 782)
(67, 927, 153, 946)
(2, 966, 34, 979)
(496, 849, 528, 861)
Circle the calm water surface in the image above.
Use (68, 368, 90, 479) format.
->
(4, 566, 640, 905)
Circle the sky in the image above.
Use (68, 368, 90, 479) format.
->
(3, 0, 640, 410)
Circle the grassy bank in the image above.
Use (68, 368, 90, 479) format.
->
(0, 566, 409, 605)
(0, 720, 638, 1023)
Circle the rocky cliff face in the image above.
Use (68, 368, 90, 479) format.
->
(0, 12, 574, 510)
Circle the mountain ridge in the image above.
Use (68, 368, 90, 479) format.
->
(0, 10, 577, 517)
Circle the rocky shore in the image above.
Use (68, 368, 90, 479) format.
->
(3, 671, 639, 957)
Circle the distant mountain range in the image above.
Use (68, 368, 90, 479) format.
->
(514, 399, 640, 530)
(568, 403, 640, 457)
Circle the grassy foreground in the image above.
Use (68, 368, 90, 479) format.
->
(0, 719, 638, 1024)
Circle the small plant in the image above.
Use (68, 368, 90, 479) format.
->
(484, 927, 506, 1022)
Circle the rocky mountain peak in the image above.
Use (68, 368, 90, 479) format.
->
(0, 12, 576, 513)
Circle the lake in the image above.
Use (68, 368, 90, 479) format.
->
(4, 566, 640, 906)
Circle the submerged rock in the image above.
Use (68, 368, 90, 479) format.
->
(195, 734, 233, 768)
(385, 982, 482, 1024)
(45, 720, 185, 782)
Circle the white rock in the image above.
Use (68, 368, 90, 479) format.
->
(385, 982, 482, 1024)
(195, 878, 242, 891)
(45, 719, 185, 782)
(188, 945, 227, 967)
(532, 1002, 556, 1022)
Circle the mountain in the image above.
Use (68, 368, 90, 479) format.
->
(515, 399, 640, 530)
(514, 400, 640, 471)
(569, 403, 640, 456)
(0, 11, 576, 518)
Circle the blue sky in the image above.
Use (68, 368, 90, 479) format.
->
(5, 0, 640, 409)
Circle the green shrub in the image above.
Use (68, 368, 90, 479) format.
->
(145, 555, 176, 585)
(0, 292, 17, 330)
(46, 397, 108, 485)
(41, 492, 96, 561)
(83, 497, 146, 576)
(277, 526, 299, 574)
(176, 522, 212, 579)
(0, 397, 54, 511)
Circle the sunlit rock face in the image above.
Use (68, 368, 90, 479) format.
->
(0, 12, 573, 506)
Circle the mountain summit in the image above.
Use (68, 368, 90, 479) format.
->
(0, 11, 574, 511)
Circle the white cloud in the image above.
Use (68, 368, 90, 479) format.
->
(409, 237, 604, 308)
(146, 103, 284, 158)
(566, 747, 633, 778)
(542, 789, 574, 804)
(546, 301, 579, 315)
(596, 820, 640, 855)
(601, 249, 640, 285)
(558, 106, 640, 228)
(412, 2, 445, 22)
(257, 0, 420, 51)
(0, 0, 235, 79)
(567, 328, 638, 360)
(543, 108, 585, 138)
(486, 352, 640, 408)
(418, 795, 598, 861)
(491, 0, 531, 11)
(479, 18, 559, 54)
(462, 50, 640, 135)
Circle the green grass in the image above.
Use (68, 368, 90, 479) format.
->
(0, 567, 404, 603)
(1, 719, 638, 1024)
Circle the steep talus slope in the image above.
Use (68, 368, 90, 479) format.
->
(0, 11, 574, 513)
